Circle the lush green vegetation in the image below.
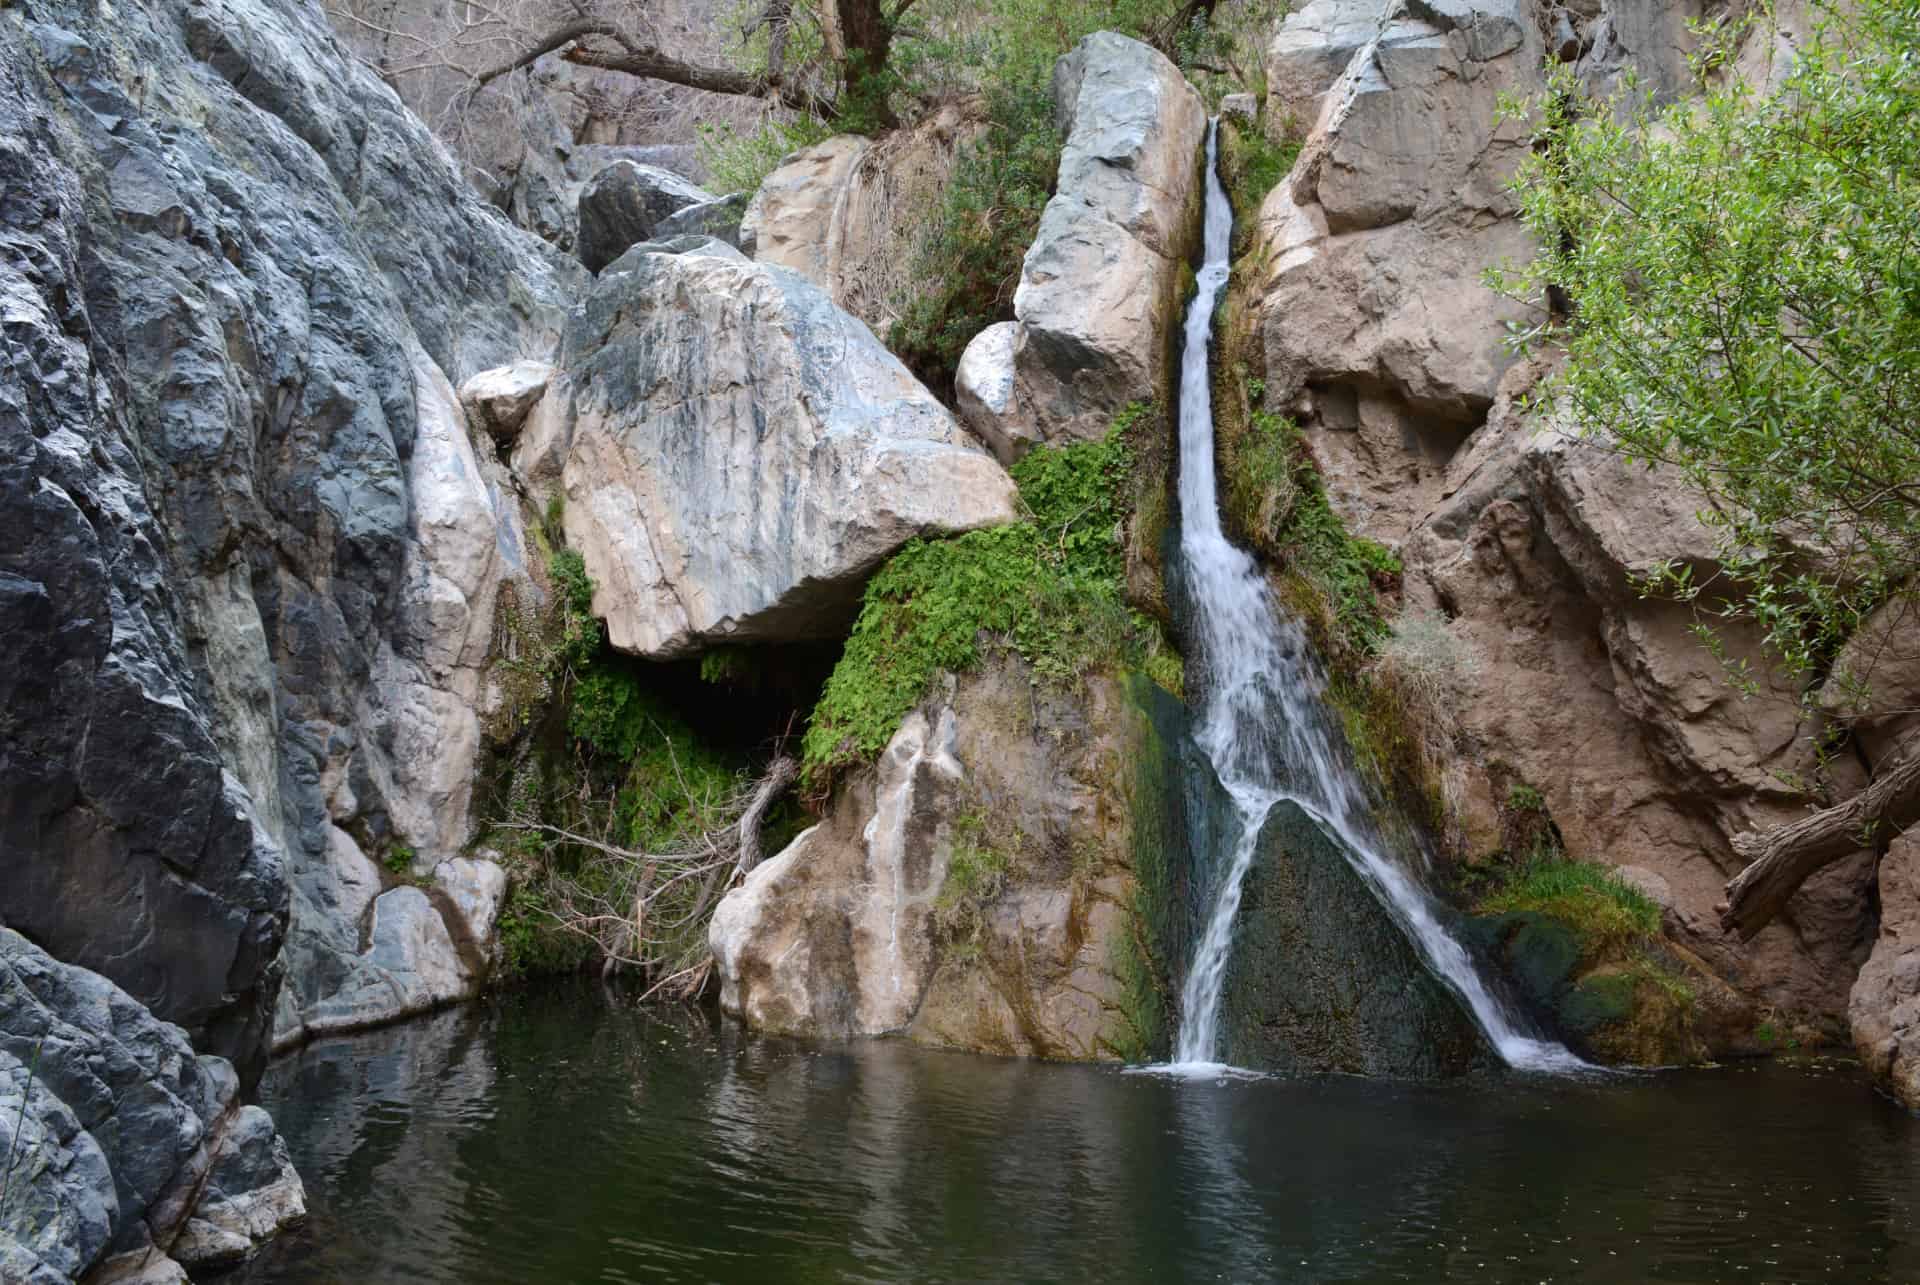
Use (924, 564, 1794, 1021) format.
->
(1477, 852, 1662, 953)
(1496, 0, 1920, 697)
(801, 409, 1175, 784)
(485, 531, 771, 983)
(888, 78, 1059, 394)
(1223, 407, 1400, 659)
(931, 812, 1012, 957)
(697, 115, 838, 197)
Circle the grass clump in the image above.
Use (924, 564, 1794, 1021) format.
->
(802, 413, 1171, 785)
(696, 115, 837, 196)
(932, 812, 1012, 958)
(1477, 853, 1662, 953)
(1227, 409, 1400, 657)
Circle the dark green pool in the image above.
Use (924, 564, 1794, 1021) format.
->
(238, 984, 1920, 1283)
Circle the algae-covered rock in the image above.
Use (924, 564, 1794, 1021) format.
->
(1214, 801, 1489, 1076)
(1466, 910, 1747, 1065)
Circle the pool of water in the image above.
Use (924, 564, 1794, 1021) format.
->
(238, 984, 1920, 1284)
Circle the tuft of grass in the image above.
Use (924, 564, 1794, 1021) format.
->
(696, 114, 837, 196)
(933, 813, 1011, 958)
(1478, 854, 1662, 953)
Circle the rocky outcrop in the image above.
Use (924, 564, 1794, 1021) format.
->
(576, 160, 718, 271)
(0, 929, 305, 1283)
(956, 34, 1207, 461)
(713, 661, 1190, 1061)
(1, 0, 584, 1088)
(541, 240, 1018, 658)
(1230, 0, 1875, 1048)
(740, 106, 980, 338)
(1852, 830, 1920, 1108)
(1250, 0, 1542, 542)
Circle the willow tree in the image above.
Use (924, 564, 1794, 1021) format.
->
(1497, 0, 1920, 937)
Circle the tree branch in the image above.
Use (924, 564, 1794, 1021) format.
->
(1718, 751, 1920, 939)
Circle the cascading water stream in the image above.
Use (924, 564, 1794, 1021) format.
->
(1169, 121, 1583, 1074)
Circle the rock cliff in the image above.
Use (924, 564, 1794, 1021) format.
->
(1236, 0, 1877, 1061)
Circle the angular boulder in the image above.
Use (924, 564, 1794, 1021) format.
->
(576, 160, 717, 271)
(740, 105, 981, 337)
(712, 659, 1191, 1061)
(0, 929, 305, 1282)
(553, 243, 1018, 658)
(958, 33, 1207, 460)
(653, 190, 749, 246)
(459, 360, 555, 443)
(1250, 0, 1542, 540)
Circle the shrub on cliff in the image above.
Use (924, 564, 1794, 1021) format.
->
(1496, 0, 1920, 937)
(1499, 0, 1920, 690)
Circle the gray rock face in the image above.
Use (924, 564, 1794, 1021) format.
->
(0, 0, 582, 1076)
(956, 33, 1206, 460)
(0, 929, 304, 1281)
(576, 160, 718, 271)
(551, 244, 1019, 657)
(653, 191, 750, 247)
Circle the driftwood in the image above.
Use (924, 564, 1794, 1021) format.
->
(735, 755, 799, 877)
(1719, 751, 1920, 939)
(497, 752, 798, 995)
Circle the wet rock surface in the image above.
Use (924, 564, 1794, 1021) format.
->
(1216, 802, 1490, 1076)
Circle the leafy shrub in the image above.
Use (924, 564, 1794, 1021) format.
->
(1227, 410, 1398, 657)
(696, 114, 837, 196)
(889, 77, 1059, 394)
(932, 812, 1011, 955)
(1495, 0, 1920, 690)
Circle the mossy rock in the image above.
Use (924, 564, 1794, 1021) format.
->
(1214, 800, 1490, 1077)
(1466, 911, 1708, 1065)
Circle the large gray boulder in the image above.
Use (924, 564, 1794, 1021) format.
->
(576, 160, 717, 271)
(0, 929, 304, 1282)
(0, 0, 582, 1075)
(544, 243, 1019, 658)
(956, 33, 1207, 461)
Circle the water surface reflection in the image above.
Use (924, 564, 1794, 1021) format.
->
(243, 984, 1920, 1283)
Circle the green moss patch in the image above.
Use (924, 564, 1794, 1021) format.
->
(801, 410, 1180, 787)
(1475, 854, 1661, 956)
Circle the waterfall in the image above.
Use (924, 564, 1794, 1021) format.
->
(1168, 121, 1583, 1073)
